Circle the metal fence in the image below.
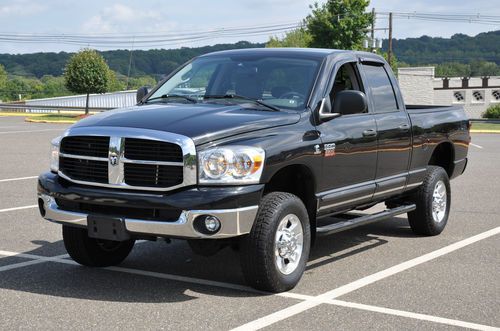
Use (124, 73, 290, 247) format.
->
(0, 90, 137, 114)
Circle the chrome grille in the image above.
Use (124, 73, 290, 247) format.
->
(124, 163, 184, 187)
(59, 157, 108, 183)
(124, 138, 182, 162)
(60, 136, 109, 158)
(57, 128, 196, 191)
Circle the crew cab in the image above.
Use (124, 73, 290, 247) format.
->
(38, 48, 470, 292)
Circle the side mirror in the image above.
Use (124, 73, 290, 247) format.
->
(136, 86, 151, 103)
(333, 90, 367, 115)
(318, 97, 341, 122)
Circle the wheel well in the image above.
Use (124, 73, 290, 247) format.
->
(264, 165, 317, 237)
(429, 142, 454, 177)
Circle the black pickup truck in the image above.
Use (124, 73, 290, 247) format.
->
(38, 48, 470, 292)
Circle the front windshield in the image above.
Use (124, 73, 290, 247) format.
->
(147, 55, 321, 110)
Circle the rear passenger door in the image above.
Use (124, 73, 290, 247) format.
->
(360, 60, 412, 199)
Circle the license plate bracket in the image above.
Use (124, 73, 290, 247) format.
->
(87, 215, 130, 241)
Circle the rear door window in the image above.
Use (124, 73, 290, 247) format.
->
(362, 64, 398, 113)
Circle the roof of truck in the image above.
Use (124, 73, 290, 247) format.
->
(200, 47, 384, 61)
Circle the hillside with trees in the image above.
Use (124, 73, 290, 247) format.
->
(0, 26, 499, 102)
(0, 41, 264, 79)
(381, 30, 500, 65)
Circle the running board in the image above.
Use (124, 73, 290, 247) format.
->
(316, 204, 416, 236)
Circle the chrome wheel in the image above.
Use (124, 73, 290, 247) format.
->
(274, 214, 303, 275)
(432, 180, 447, 223)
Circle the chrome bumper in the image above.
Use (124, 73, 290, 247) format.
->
(38, 194, 258, 239)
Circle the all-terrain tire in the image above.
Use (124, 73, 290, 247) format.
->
(408, 166, 451, 236)
(62, 225, 135, 267)
(240, 192, 311, 292)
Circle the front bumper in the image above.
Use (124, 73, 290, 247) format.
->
(38, 172, 263, 239)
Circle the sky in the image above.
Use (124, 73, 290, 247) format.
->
(0, 0, 499, 54)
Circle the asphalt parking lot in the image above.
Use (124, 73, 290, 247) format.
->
(0, 115, 498, 330)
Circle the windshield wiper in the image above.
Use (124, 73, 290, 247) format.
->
(145, 94, 198, 104)
(204, 94, 280, 112)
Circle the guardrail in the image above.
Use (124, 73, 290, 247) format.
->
(0, 103, 114, 113)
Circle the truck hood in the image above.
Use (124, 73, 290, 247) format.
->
(72, 103, 301, 145)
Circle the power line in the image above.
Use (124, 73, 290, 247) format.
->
(0, 22, 302, 48)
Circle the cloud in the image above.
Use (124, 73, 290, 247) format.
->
(0, 0, 46, 17)
(81, 3, 167, 34)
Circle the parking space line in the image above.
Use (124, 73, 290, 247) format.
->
(327, 300, 499, 331)
(0, 259, 54, 272)
(470, 143, 484, 149)
(0, 205, 38, 213)
(231, 226, 500, 330)
(0, 247, 498, 330)
(0, 129, 64, 135)
(0, 253, 70, 272)
(0, 248, 268, 295)
(0, 176, 38, 183)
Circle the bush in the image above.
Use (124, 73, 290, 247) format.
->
(483, 104, 500, 119)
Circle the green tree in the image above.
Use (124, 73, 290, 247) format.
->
(40, 75, 71, 98)
(435, 62, 471, 77)
(0, 64, 7, 101)
(266, 27, 312, 48)
(107, 71, 126, 92)
(305, 0, 373, 50)
(126, 75, 157, 90)
(64, 49, 110, 114)
(470, 61, 500, 76)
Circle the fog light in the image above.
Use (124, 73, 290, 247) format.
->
(193, 215, 221, 235)
(204, 216, 221, 232)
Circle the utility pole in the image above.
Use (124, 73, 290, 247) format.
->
(125, 36, 135, 91)
(370, 8, 375, 52)
(388, 12, 393, 65)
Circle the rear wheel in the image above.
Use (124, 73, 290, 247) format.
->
(240, 192, 311, 292)
(408, 166, 451, 236)
(62, 225, 135, 267)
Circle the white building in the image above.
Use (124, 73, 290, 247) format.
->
(398, 67, 500, 119)
(24, 90, 137, 112)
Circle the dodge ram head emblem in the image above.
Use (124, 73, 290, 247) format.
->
(109, 153, 119, 166)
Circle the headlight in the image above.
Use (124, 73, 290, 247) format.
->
(50, 136, 62, 173)
(199, 146, 265, 184)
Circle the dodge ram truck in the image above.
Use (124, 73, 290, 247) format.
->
(38, 48, 470, 292)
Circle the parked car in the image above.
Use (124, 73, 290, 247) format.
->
(38, 48, 470, 292)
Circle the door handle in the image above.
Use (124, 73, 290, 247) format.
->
(399, 123, 410, 131)
(362, 129, 377, 137)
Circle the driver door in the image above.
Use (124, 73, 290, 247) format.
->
(315, 61, 378, 215)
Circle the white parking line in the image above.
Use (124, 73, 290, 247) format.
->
(0, 246, 498, 330)
(0, 205, 38, 213)
(0, 176, 38, 183)
(232, 226, 500, 330)
(0, 253, 69, 272)
(470, 143, 484, 149)
(327, 300, 499, 331)
(0, 129, 64, 135)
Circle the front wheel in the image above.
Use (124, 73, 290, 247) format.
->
(62, 225, 135, 267)
(408, 166, 451, 236)
(240, 192, 311, 292)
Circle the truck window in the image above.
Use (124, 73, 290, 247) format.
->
(329, 63, 365, 114)
(361, 64, 399, 113)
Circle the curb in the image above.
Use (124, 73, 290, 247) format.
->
(25, 118, 77, 124)
(0, 112, 44, 117)
(470, 130, 500, 134)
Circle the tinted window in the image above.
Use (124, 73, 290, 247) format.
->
(148, 56, 321, 110)
(362, 64, 398, 113)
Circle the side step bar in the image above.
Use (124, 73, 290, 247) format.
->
(316, 204, 416, 236)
